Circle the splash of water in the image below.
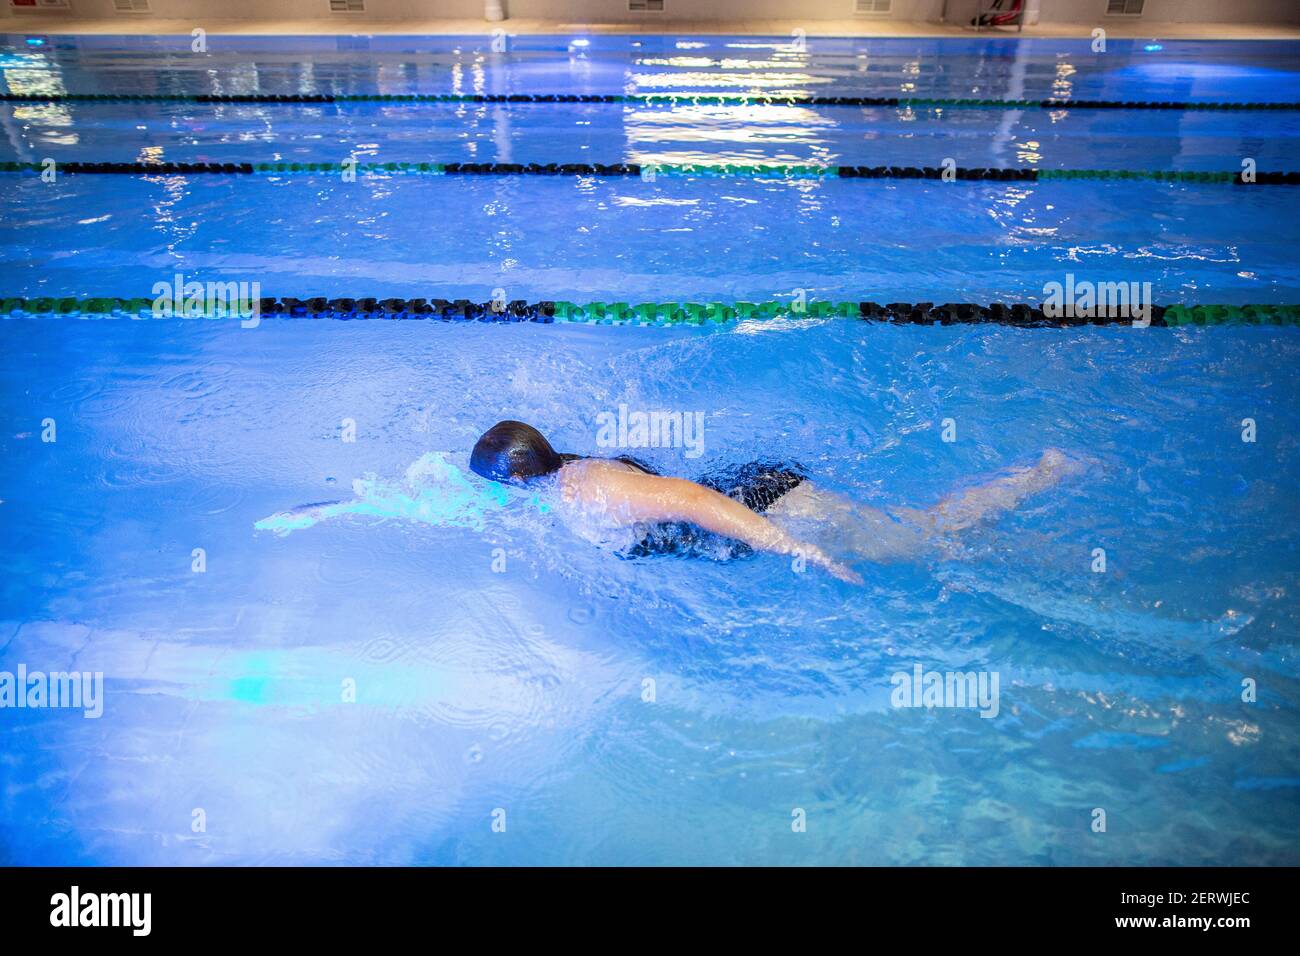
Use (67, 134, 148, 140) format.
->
(254, 451, 549, 536)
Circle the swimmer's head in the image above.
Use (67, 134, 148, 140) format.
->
(470, 420, 567, 485)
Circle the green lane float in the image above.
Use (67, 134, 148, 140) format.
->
(3, 296, 1298, 328)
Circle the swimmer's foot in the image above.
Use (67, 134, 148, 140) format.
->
(1037, 447, 1086, 480)
(930, 448, 1080, 532)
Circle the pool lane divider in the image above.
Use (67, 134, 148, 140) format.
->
(2, 92, 1297, 112)
(1, 160, 1297, 185)
(5, 297, 1298, 327)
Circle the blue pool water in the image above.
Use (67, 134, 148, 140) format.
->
(0, 34, 1298, 865)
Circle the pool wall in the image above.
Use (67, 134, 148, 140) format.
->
(4, 0, 1300, 34)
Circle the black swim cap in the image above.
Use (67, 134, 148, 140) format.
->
(470, 421, 567, 484)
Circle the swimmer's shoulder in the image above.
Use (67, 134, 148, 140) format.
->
(558, 456, 648, 503)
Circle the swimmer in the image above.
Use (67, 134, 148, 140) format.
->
(469, 420, 1081, 585)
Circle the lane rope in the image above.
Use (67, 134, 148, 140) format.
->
(2, 92, 1297, 111)
(4, 297, 1298, 327)
(1, 160, 1296, 184)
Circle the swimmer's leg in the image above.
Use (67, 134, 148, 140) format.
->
(767, 483, 930, 562)
(919, 448, 1080, 534)
(767, 449, 1079, 562)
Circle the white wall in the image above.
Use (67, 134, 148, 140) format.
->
(1037, 0, 1299, 23)
(4, 0, 1298, 26)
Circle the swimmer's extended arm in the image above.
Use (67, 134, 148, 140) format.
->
(565, 462, 862, 584)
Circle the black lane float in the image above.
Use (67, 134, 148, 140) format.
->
(1, 160, 1296, 185)
(2, 91, 1297, 112)
(4, 297, 1298, 327)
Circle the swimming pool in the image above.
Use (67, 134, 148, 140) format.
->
(1, 33, 1298, 866)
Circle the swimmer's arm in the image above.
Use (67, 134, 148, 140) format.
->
(585, 468, 862, 584)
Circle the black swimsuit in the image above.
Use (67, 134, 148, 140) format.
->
(600, 458, 808, 560)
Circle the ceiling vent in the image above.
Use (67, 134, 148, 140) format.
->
(1105, 0, 1144, 15)
(854, 0, 892, 15)
(329, 0, 365, 12)
(113, 0, 151, 11)
(629, 0, 664, 11)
